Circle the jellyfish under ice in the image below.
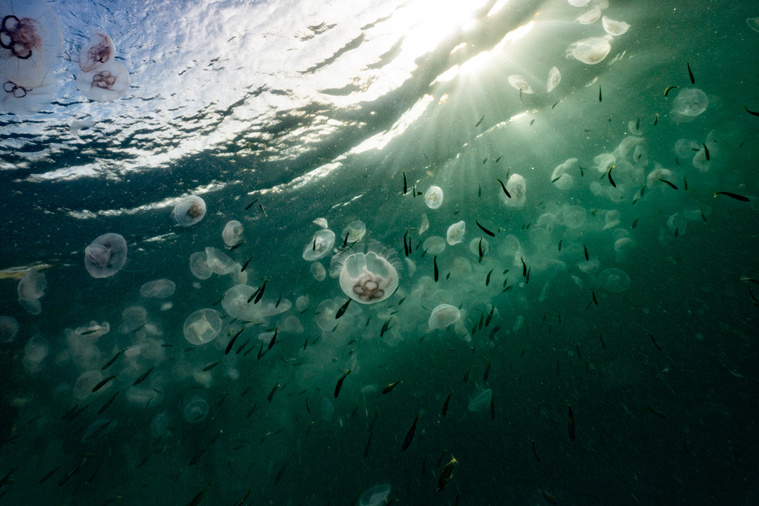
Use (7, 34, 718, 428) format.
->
(173, 196, 206, 227)
(77, 61, 129, 102)
(0, 0, 62, 89)
(303, 229, 336, 261)
(84, 233, 128, 278)
(183, 308, 222, 345)
(78, 32, 114, 72)
(332, 241, 400, 304)
(424, 185, 444, 209)
(507, 75, 533, 94)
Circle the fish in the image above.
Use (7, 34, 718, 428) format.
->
(433, 255, 439, 282)
(334, 370, 352, 398)
(714, 191, 750, 202)
(525, 267, 531, 284)
(490, 394, 495, 419)
(485, 306, 495, 327)
(531, 440, 541, 462)
(187, 481, 214, 506)
(98, 391, 119, 414)
(382, 380, 403, 394)
(403, 170, 407, 194)
(250, 279, 268, 304)
(635, 116, 640, 130)
(495, 156, 502, 163)
(591, 288, 598, 306)
(485, 269, 493, 287)
(654, 113, 659, 126)
(478, 238, 484, 263)
(496, 178, 511, 198)
(403, 230, 409, 257)
(702, 142, 710, 161)
(437, 457, 458, 492)
(401, 412, 420, 451)
(521, 257, 527, 277)
(79, 327, 101, 336)
(551, 176, 561, 183)
(336, 298, 351, 319)
(583, 244, 589, 261)
(226, 328, 245, 355)
(647, 405, 667, 419)
(236, 337, 250, 355)
(687, 61, 695, 84)
(558, 239, 562, 251)
(92, 374, 118, 393)
(539, 485, 558, 505)
(229, 240, 245, 251)
(657, 178, 678, 190)
(202, 361, 221, 372)
(442, 391, 452, 416)
(664, 85, 679, 97)
(133, 366, 154, 385)
(744, 106, 759, 117)
(476, 220, 495, 237)
(598, 85, 602, 102)
(342, 231, 349, 248)
(530, 118, 535, 126)
(38, 465, 60, 484)
(259, 203, 267, 217)
(475, 114, 485, 127)
(244, 199, 258, 210)
(241, 255, 254, 272)
(267, 383, 280, 403)
(551, 100, 560, 109)
(380, 319, 391, 337)
(648, 332, 663, 351)
(632, 218, 639, 229)
(683, 176, 688, 190)
(267, 327, 278, 350)
(607, 164, 616, 187)
(101, 348, 125, 370)
(568, 405, 576, 441)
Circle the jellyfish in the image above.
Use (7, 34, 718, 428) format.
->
(303, 229, 335, 261)
(77, 60, 129, 102)
(576, 7, 601, 24)
(84, 233, 127, 278)
(189, 251, 212, 280)
(205, 247, 236, 275)
(313, 217, 328, 229)
(0, 77, 55, 114)
(546, 66, 561, 92)
(140, 279, 176, 298)
(17, 269, 45, 314)
(602, 16, 630, 36)
(296, 295, 310, 312)
(119, 306, 148, 334)
(507, 75, 533, 94)
(748, 17, 759, 33)
(0, 316, 18, 343)
(670, 88, 708, 121)
(566, 0, 590, 6)
(500, 174, 526, 208)
(341, 220, 366, 244)
(422, 236, 446, 255)
(150, 411, 170, 438)
(358, 484, 391, 506)
(424, 185, 444, 209)
(604, 210, 621, 229)
(79, 32, 114, 72)
(173, 196, 206, 227)
(561, 205, 587, 229)
(551, 158, 577, 190)
(0, 0, 63, 89)
(446, 221, 466, 245)
(567, 36, 612, 65)
(599, 267, 631, 293)
(74, 320, 109, 340)
(22, 334, 47, 373)
(468, 387, 493, 412)
(311, 262, 326, 281)
(468, 238, 489, 257)
(332, 241, 400, 304)
(428, 304, 460, 330)
(184, 395, 209, 423)
(183, 308, 222, 345)
(73, 370, 104, 399)
(222, 220, 244, 247)
(614, 237, 636, 262)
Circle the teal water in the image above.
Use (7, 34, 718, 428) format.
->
(1, 0, 759, 504)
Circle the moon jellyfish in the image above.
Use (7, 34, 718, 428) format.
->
(222, 220, 244, 247)
(446, 221, 466, 246)
(567, 37, 612, 65)
(73, 370, 104, 399)
(17, 269, 46, 314)
(562, 205, 587, 229)
(566, 0, 590, 6)
(604, 210, 621, 229)
(602, 16, 630, 36)
(0, 78, 55, 114)
(140, 279, 176, 298)
(189, 251, 212, 280)
(748, 18, 759, 33)
(358, 484, 391, 506)
(551, 158, 577, 190)
(423, 236, 446, 255)
(183, 396, 209, 423)
(311, 262, 326, 281)
(84, 233, 128, 278)
(670, 88, 708, 120)
(77, 61, 129, 102)
(150, 411, 170, 438)
(205, 247, 236, 275)
(0, 316, 18, 343)
(599, 267, 631, 293)
(173, 196, 206, 227)
(424, 185, 444, 209)
(576, 7, 601, 24)
(508, 75, 533, 94)
(0, 0, 63, 89)
(313, 217, 328, 229)
(468, 238, 489, 256)
(303, 229, 335, 261)
(332, 241, 400, 304)
(500, 174, 526, 208)
(296, 295, 310, 312)
(419, 213, 429, 235)
(614, 237, 636, 261)
(428, 304, 460, 330)
(79, 32, 114, 72)
(468, 387, 493, 412)
(546, 66, 561, 92)
(183, 308, 222, 345)
(22, 334, 48, 373)
(341, 220, 366, 244)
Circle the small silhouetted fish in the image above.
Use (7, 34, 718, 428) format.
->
(202, 361, 220, 372)
(496, 178, 511, 198)
(98, 391, 119, 414)
(437, 457, 458, 492)
(229, 240, 245, 251)
(267, 383, 280, 403)
(334, 370, 352, 398)
(648, 332, 663, 351)
(101, 348, 125, 371)
(539, 485, 558, 505)
(403, 170, 407, 194)
(402, 412, 420, 451)
(245, 199, 258, 210)
(433, 255, 439, 282)
(598, 85, 602, 102)
(476, 220, 495, 237)
(382, 380, 403, 394)
(241, 255, 253, 272)
(38, 465, 60, 484)
(664, 85, 679, 97)
(687, 61, 695, 84)
(568, 405, 576, 441)
(475, 114, 485, 127)
(226, 328, 244, 355)
(607, 165, 616, 187)
(92, 374, 118, 393)
(744, 106, 759, 117)
(442, 391, 452, 416)
(714, 191, 749, 202)
(133, 366, 154, 386)
(336, 298, 351, 319)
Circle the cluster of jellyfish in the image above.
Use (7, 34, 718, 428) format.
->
(0, 0, 129, 113)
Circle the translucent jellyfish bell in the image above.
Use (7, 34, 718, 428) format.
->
(222, 220, 244, 247)
(599, 267, 631, 293)
(189, 251, 212, 280)
(205, 247, 236, 275)
(0, 0, 63, 89)
(84, 233, 128, 278)
(333, 242, 400, 304)
(546, 66, 561, 92)
(508, 75, 534, 94)
(424, 185, 444, 209)
(0, 316, 19, 343)
(140, 279, 176, 298)
(561, 205, 587, 229)
(77, 61, 130, 102)
(670, 88, 708, 121)
(173, 196, 206, 227)
(468, 387, 493, 412)
(79, 32, 114, 72)
(428, 304, 460, 330)
(358, 484, 391, 506)
(0, 78, 56, 114)
(567, 36, 612, 64)
(183, 395, 209, 423)
(423, 236, 446, 255)
(501, 174, 526, 208)
(341, 220, 366, 245)
(446, 221, 466, 245)
(602, 16, 630, 36)
(303, 229, 335, 261)
(183, 308, 222, 345)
